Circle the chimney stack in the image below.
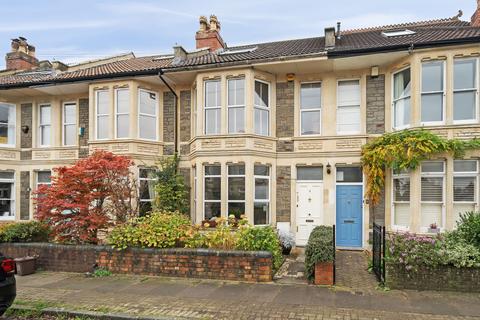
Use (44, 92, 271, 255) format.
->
(324, 27, 336, 49)
(5, 37, 39, 71)
(195, 15, 226, 52)
(472, 0, 480, 26)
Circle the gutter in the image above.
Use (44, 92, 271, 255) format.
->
(158, 69, 178, 155)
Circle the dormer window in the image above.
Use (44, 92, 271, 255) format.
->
(381, 29, 416, 37)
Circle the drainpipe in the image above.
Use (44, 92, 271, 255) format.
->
(158, 70, 178, 155)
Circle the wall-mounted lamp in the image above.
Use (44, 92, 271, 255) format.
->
(326, 163, 332, 175)
(21, 125, 29, 134)
(26, 187, 31, 193)
(78, 127, 85, 137)
(286, 73, 295, 81)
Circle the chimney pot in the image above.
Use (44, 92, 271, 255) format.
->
(5, 36, 39, 71)
(199, 15, 208, 31)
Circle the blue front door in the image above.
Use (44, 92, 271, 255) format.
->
(336, 185, 363, 247)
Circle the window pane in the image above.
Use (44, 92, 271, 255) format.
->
(205, 165, 221, 176)
(393, 177, 410, 202)
(255, 178, 269, 200)
(228, 107, 245, 133)
(205, 81, 220, 108)
(40, 106, 51, 125)
(254, 81, 269, 107)
(454, 160, 477, 172)
(422, 62, 444, 92)
(97, 116, 109, 139)
(0, 182, 13, 217)
(301, 110, 320, 135)
(421, 161, 444, 173)
(206, 108, 220, 134)
(37, 171, 51, 184)
(228, 165, 245, 175)
(97, 91, 109, 114)
(454, 59, 476, 90)
(116, 89, 130, 113)
(117, 114, 130, 138)
(454, 177, 475, 202)
(205, 177, 221, 200)
(40, 125, 51, 146)
(394, 68, 411, 99)
(64, 125, 76, 145)
(139, 201, 152, 216)
(140, 168, 156, 179)
(254, 165, 269, 176)
(139, 115, 156, 140)
(301, 83, 321, 109)
(0, 172, 14, 180)
(338, 80, 360, 106)
(421, 204, 442, 228)
(421, 177, 443, 202)
(228, 78, 245, 106)
(0, 104, 12, 125)
(394, 98, 410, 127)
(139, 180, 155, 201)
(421, 93, 443, 122)
(394, 204, 410, 227)
(254, 202, 269, 225)
(228, 177, 245, 200)
(337, 105, 360, 133)
(205, 202, 221, 220)
(228, 202, 245, 219)
(139, 91, 156, 115)
(336, 167, 362, 183)
(64, 104, 76, 123)
(254, 108, 269, 135)
(454, 91, 476, 121)
(297, 167, 323, 180)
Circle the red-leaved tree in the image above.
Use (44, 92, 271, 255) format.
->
(34, 150, 138, 244)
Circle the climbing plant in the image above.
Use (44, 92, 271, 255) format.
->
(361, 129, 480, 206)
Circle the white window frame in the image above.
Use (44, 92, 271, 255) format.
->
(38, 104, 51, 147)
(204, 80, 221, 135)
(227, 164, 245, 218)
(0, 171, 15, 221)
(392, 67, 411, 130)
(420, 61, 446, 126)
(203, 165, 222, 220)
(138, 167, 157, 214)
(95, 90, 110, 140)
(115, 88, 130, 139)
(391, 170, 410, 231)
(453, 58, 479, 125)
(227, 78, 246, 134)
(193, 166, 197, 218)
(192, 86, 197, 137)
(254, 79, 270, 136)
(137, 89, 159, 141)
(36, 170, 52, 188)
(0, 103, 16, 147)
(62, 102, 77, 146)
(420, 161, 446, 231)
(336, 79, 361, 135)
(300, 82, 322, 136)
(253, 165, 270, 226)
(453, 160, 478, 223)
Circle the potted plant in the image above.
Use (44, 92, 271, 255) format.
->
(428, 222, 440, 234)
(278, 229, 295, 255)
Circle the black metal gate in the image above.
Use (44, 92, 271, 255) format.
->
(332, 224, 336, 284)
(372, 223, 386, 283)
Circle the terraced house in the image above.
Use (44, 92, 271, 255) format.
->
(1, 2, 480, 248)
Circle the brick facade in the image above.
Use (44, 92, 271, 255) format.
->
(0, 243, 273, 282)
(366, 75, 385, 134)
(20, 103, 32, 160)
(19, 171, 30, 220)
(180, 90, 191, 142)
(276, 82, 294, 152)
(276, 166, 291, 222)
(78, 98, 89, 158)
(386, 263, 480, 292)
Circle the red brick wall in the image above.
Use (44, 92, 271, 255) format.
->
(0, 243, 273, 282)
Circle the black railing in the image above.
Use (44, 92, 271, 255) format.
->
(372, 223, 386, 283)
(332, 224, 336, 285)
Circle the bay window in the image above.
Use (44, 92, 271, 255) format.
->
(300, 83, 321, 135)
(63, 103, 77, 146)
(453, 160, 477, 224)
(139, 168, 156, 216)
(39, 104, 51, 147)
(115, 89, 130, 138)
(228, 78, 245, 133)
(254, 80, 270, 136)
(138, 89, 158, 140)
(392, 169, 410, 228)
(205, 80, 221, 135)
(96, 90, 110, 140)
(337, 80, 361, 134)
(204, 165, 221, 220)
(227, 164, 245, 219)
(0, 172, 15, 220)
(421, 161, 445, 228)
(254, 165, 270, 225)
(454, 59, 477, 123)
(421, 61, 445, 124)
(392, 68, 411, 129)
(0, 103, 15, 146)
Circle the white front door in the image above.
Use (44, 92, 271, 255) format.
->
(296, 182, 323, 246)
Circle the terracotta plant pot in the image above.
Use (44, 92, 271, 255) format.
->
(314, 261, 334, 285)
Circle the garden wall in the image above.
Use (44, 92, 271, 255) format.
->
(386, 263, 480, 292)
(0, 243, 273, 282)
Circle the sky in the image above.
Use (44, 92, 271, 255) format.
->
(0, 0, 477, 68)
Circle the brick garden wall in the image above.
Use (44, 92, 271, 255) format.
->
(386, 263, 480, 292)
(0, 243, 273, 282)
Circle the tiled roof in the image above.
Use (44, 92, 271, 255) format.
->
(1, 17, 479, 88)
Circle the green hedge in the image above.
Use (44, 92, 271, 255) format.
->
(0, 221, 50, 243)
(305, 226, 334, 281)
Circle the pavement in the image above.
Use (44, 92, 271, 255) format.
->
(13, 270, 480, 320)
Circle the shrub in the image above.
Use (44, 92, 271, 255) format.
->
(237, 225, 283, 270)
(305, 226, 334, 281)
(456, 211, 480, 248)
(107, 211, 191, 250)
(0, 221, 50, 243)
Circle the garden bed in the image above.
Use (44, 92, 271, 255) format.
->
(0, 242, 273, 282)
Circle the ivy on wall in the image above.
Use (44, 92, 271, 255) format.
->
(361, 129, 480, 206)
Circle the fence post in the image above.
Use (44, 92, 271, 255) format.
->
(382, 225, 386, 283)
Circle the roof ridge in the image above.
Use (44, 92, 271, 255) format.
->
(342, 16, 466, 34)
